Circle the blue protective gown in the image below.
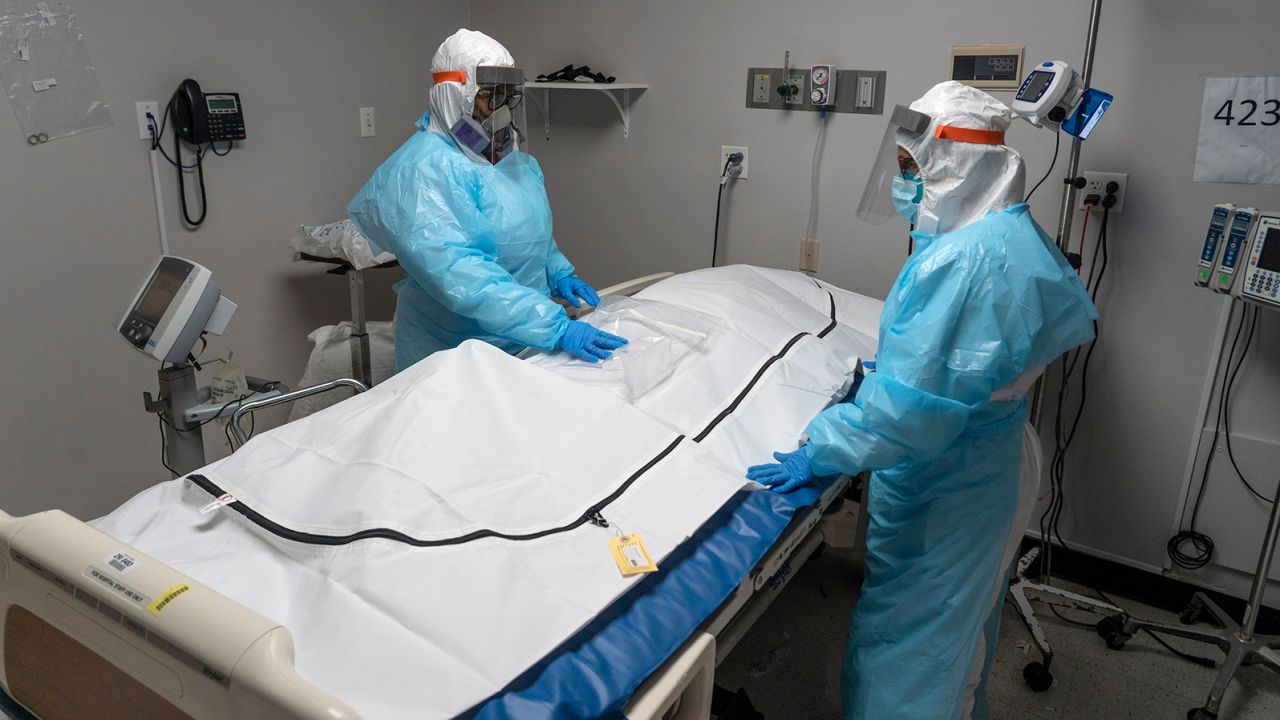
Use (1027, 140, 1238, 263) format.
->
(348, 111, 575, 372)
(802, 204, 1097, 720)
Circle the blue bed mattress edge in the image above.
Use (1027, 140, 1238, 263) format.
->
(462, 478, 836, 720)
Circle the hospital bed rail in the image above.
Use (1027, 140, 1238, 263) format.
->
(228, 377, 368, 445)
(0, 508, 358, 720)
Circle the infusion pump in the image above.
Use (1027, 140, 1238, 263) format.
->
(1236, 213, 1280, 310)
(1197, 206, 1280, 311)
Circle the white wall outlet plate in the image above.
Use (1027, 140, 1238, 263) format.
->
(721, 145, 748, 180)
(1079, 171, 1127, 213)
(359, 107, 375, 138)
(135, 101, 159, 141)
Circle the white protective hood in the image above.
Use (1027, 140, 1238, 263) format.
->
(900, 81, 1026, 235)
(426, 28, 515, 137)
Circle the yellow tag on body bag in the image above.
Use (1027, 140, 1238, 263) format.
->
(609, 533, 658, 576)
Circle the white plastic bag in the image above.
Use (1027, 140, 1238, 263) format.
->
(288, 321, 395, 421)
(289, 218, 396, 270)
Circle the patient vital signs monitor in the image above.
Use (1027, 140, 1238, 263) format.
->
(118, 256, 232, 363)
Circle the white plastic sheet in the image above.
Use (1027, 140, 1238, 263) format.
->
(0, 1, 111, 143)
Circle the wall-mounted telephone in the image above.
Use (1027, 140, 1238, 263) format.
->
(171, 78, 245, 144)
(156, 78, 245, 228)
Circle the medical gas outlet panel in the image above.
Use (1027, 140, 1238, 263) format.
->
(1236, 213, 1280, 310)
(745, 67, 885, 114)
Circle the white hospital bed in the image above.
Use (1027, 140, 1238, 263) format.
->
(0, 266, 881, 720)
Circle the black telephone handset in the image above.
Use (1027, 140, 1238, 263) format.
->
(171, 78, 245, 145)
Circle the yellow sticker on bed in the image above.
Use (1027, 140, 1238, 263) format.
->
(148, 583, 191, 615)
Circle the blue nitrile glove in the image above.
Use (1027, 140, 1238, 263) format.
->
(746, 448, 816, 494)
(557, 320, 628, 362)
(554, 276, 601, 308)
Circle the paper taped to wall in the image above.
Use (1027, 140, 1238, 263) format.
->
(1194, 76, 1280, 184)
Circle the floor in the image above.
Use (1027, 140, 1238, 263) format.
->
(717, 545, 1280, 720)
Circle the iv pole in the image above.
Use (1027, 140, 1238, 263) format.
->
(1011, 4, 1280, 715)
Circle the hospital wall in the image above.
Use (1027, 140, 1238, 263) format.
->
(471, 0, 1280, 602)
(0, 0, 468, 519)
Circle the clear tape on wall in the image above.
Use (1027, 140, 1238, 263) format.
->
(0, 1, 111, 144)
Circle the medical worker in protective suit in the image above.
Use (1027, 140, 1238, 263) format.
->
(746, 81, 1097, 719)
(348, 29, 626, 372)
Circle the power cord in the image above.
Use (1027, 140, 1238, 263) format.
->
(1025, 131, 1061, 202)
(712, 153, 744, 267)
(154, 380, 283, 472)
(1170, 302, 1277, 569)
(1039, 190, 1114, 581)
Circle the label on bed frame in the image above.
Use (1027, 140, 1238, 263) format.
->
(85, 567, 150, 608)
(105, 551, 140, 574)
(148, 583, 191, 615)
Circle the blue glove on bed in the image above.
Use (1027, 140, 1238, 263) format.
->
(555, 276, 601, 308)
(746, 449, 816, 494)
(557, 320, 628, 363)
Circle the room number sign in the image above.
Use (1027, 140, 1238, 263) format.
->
(1195, 76, 1280, 184)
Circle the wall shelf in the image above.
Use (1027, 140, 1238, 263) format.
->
(528, 82, 648, 139)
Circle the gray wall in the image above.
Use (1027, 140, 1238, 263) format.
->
(471, 0, 1280, 600)
(0, 0, 469, 519)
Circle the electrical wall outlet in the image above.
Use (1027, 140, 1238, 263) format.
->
(801, 239, 820, 272)
(721, 145, 748, 180)
(359, 107, 376, 138)
(1079, 171, 1127, 213)
(135, 101, 159, 141)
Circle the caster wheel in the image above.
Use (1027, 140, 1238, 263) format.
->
(1187, 707, 1217, 720)
(1181, 597, 1204, 625)
(1022, 661, 1053, 692)
(1096, 615, 1130, 649)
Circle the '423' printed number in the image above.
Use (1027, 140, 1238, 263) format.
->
(1214, 99, 1280, 126)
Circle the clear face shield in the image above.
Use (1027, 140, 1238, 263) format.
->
(856, 105, 933, 225)
(449, 65, 527, 165)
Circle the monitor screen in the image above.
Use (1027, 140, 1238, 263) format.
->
(1258, 227, 1280, 273)
(1018, 71, 1053, 101)
(136, 269, 184, 321)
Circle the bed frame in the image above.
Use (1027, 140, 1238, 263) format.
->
(0, 270, 864, 720)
